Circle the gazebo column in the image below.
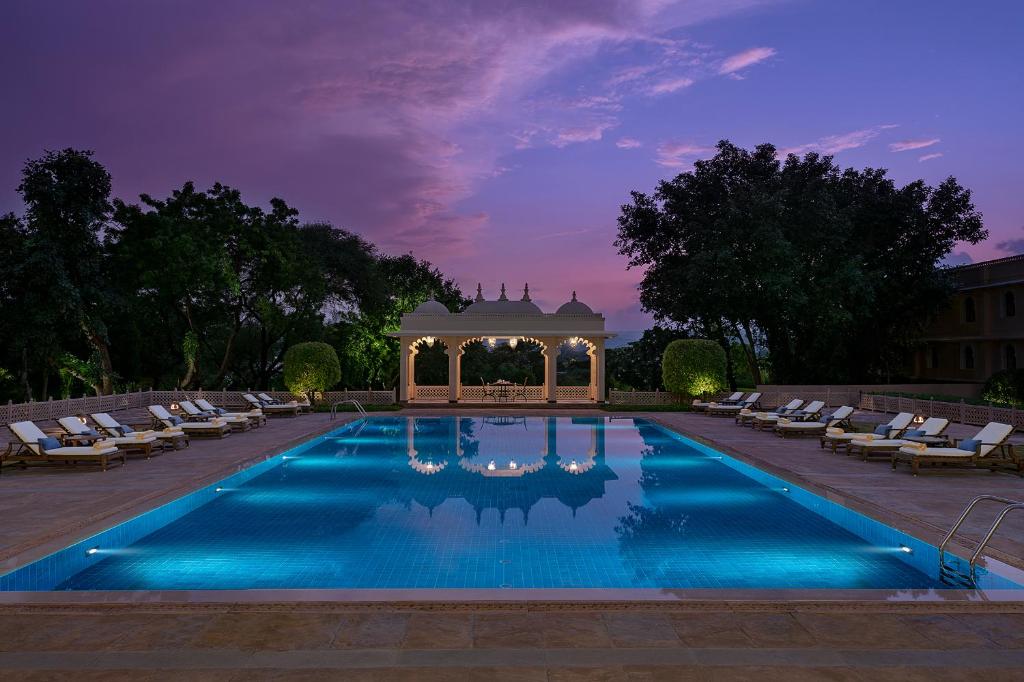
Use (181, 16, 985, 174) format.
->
(542, 339, 559, 403)
(594, 338, 606, 403)
(445, 336, 461, 403)
(399, 338, 411, 402)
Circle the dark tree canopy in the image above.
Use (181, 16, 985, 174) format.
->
(616, 140, 987, 384)
(0, 149, 466, 400)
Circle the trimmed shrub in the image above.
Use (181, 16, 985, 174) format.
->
(661, 339, 727, 396)
(283, 342, 341, 402)
(982, 369, 1024, 407)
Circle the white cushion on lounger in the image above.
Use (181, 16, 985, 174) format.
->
(108, 435, 158, 446)
(176, 422, 229, 432)
(42, 445, 120, 456)
(898, 445, 973, 458)
(851, 438, 910, 448)
(777, 421, 828, 430)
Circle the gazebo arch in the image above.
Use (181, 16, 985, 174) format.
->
(391, 284, 615, 404)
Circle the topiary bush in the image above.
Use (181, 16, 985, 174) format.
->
(982, 369, 1024, 407)
(661, 339, 727, 396)
(283, 342, 341, 402)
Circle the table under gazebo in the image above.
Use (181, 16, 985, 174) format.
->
(391, 284, 615, 404)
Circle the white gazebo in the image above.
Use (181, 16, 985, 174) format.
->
(392, 284, 615, 403)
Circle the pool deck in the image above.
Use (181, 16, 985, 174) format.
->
(2, 407, 1024, 679)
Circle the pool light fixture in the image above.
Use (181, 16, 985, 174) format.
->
(781, 487, 790, 493)
(899, 544, 913, 554)
(215, 487, 224, 492)
(86, 546, 100, 556)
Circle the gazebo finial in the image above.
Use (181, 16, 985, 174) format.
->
(498, 283, 508, 301)
(571, 290, 578, 302)
(521, 283, 531, 302)
(475, 283, 484, 302)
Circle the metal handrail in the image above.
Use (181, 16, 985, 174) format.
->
(970, 503, 1024, 581)
(331, 399, 367, 420)
(938, 494, 1022, 577)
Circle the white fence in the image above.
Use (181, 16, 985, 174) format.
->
(0, 388, 396, 424)
(412, 385, 589, 401)
(859, 393, 1024, 429)
(608, 390, 681, 405)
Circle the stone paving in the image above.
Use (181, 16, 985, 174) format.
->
(2, 406, 1024, 678)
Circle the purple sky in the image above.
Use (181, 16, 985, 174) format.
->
(2, 0, 1022, 329)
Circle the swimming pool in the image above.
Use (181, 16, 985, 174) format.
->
(2, 416, 1020, 592)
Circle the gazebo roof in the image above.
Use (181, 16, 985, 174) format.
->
(391, 283, 615, 339)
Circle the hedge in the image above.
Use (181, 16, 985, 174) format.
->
(283, 342, 342, 402)
(661, 339, 727, 396)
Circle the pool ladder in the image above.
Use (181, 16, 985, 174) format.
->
(330, 399, 368, 420)
(938, 495, 1024, 586)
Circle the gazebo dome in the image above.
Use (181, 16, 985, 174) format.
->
(556, 291, 593, 315)
(412, 299, 450, 315)
(464, 283, 543, 315)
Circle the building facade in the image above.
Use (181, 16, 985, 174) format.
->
(910, 255, 1024, 382)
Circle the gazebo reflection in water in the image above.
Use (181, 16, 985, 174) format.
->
(396, 416, 618, 522)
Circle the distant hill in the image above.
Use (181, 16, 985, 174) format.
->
(606, 331, 643, 348)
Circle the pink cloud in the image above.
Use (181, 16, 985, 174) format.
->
(551, 122, 616, 147)
(889, 138, 941, 152)
(648, 76, 695, 94)
(655, 141, 715, 168)
(616, 137, 643, 149)
(780, 125, 897, 156)
(918, 152, 944, 162)
(718, 47, 776, 75)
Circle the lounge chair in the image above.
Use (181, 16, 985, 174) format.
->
(90, 412, 189, 450)
(707, 392, 762, 417)
(7, 421, 124, 470)
(750, 400, 806, 430)
(735, 397, 798, 425)
(846, 417, 950, 460)
(57, 416, 159, 458)
(194, 398, 266, 427)
(783, 400, 825, 422)
(893, 422, 1019, 475)
(820, 412, 914, 454)
(775, 406, 855, 438)
(179, 400, 251, 432)
(242, 393, 300, 416)
(258, 392, 312, 413)
(692, 392, 743, 411)
(148, 405, 231, 438)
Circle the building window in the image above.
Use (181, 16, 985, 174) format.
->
(1005, 291, 1016, 318)
(1006, 345, 1017, 370)
(962, 345, 975, 370)
(964, 296, 976, 323)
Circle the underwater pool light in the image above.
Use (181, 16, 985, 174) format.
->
(215, 487, 224, 492)
(782, 487, 790, 493)
(86, 546, 99, 556)
(900, 544, 913, 554)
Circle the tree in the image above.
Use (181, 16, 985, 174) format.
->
(283, 342, 342, 401)
(607, 326, 688, 390)
(16, 149, 117, 395)
(661, 339, 727, 396)
(617, 140, 987, 383)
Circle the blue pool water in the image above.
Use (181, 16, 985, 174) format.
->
(3, 416, 1018, 591)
